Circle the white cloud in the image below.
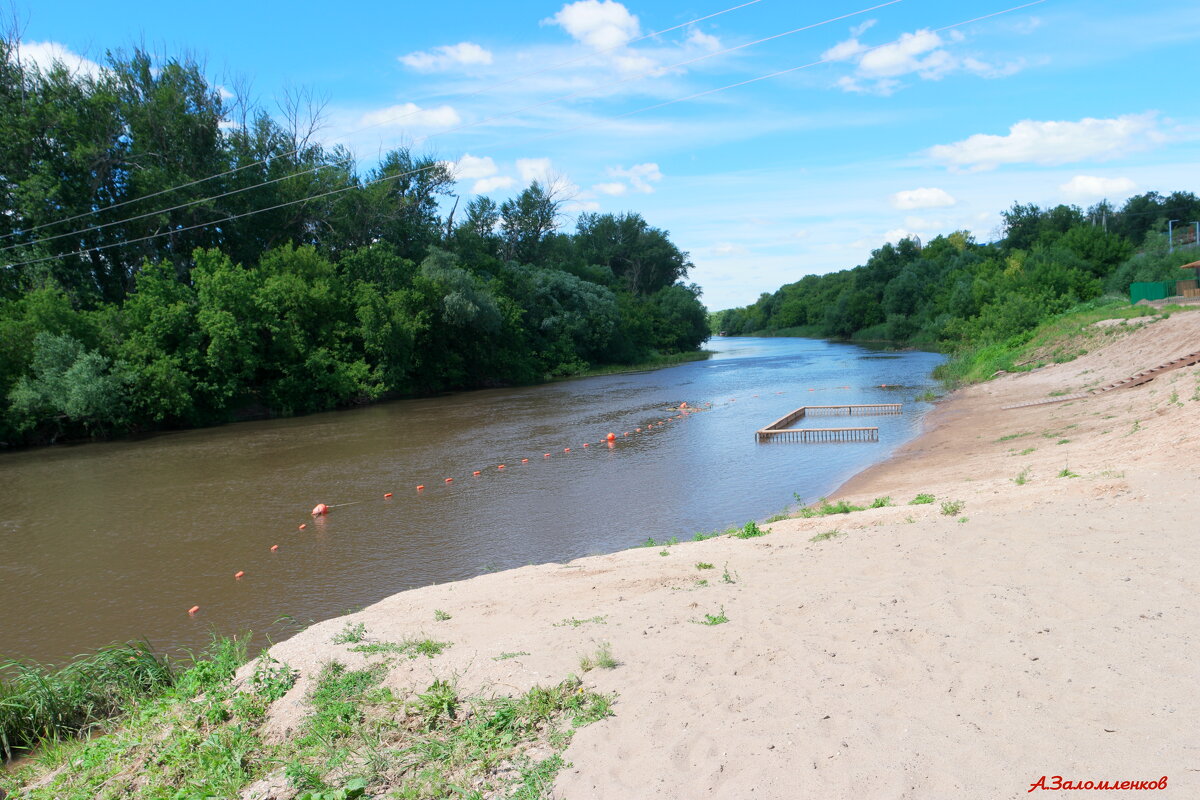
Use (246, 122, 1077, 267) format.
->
(713, 242, 748, 256)
(884, 228, 917, 244)
(15, 41, 102, 78)
(826, 27, 1024, 94)
(687, 28, 721, 50)
(594, 181, 627, 196)
(516, 158, 554, 184)
(449, 154, 498, 180)
(928, 113, 1164, 172)
(858, 29, 945, 78)
(472, 175, 516, 194)
(399, 42, 493, 72)
(1059, 175, 1137, 202)
(822, 37, 868, 62)
(564, 199, 602, 213)
(850, 19, 877, 37)
(545, 0, 640, 50)
(359, 103, 461, 129)
(891, 187, 957, 210)
(607, 162, 662, 193)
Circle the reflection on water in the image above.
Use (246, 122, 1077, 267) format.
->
(0, 337, 942, 663)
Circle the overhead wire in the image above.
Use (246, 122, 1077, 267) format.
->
(0, 1, 898, 256)
(0, 0, 771, 242)
(2, 0, 1047, 271)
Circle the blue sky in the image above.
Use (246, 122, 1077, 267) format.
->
(14, 0, 1200, 309)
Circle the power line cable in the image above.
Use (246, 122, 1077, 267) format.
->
(2, 0, 1047, 272)
(0, 0, 770, 242)
(0, 0, 897, 255)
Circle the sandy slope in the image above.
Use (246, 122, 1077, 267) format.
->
(259, 312, 1200, 799)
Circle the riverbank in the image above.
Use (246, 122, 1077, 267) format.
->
(6, 312, 1198, 798)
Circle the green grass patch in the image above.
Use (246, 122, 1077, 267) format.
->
(553, 616, 606, 628)
(940, 500, 965, 516)
(695, 608, 729, 626)
(732, 521, 766, 539)
(578, 643, 619, 672)
(695, 562, 714, 570)
(433, 610, 451, 622)
(809, 530, 844, 543)
(331, 622, 367, 645)
(492, 652, 530, 662)
(348, 638, 451, 659)
(908, 493, 935, 505)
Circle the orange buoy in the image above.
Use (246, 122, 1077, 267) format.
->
(234, 571, 245, 579)
(498, 464, 506, 468)
(624, 432, 630, 436)
(298, 523, 307, 530)
(636, 428, 641, 432)
(544, 453, 551, 457)
(564, 448, 571, 452)
(606, 432, 616, 441)
(521, 458, 529, 462)
(582, 443, 589, 448)
(187, 606, 200, 615)
(680, 401, 688, 408)
(416, 485, 425, 491)
(311, 503, 329, 516)
(270, 545, 279, 551)
(473, 470, 481, 476)
(444, 477, 453, 483)
(384, 492, 393, 498)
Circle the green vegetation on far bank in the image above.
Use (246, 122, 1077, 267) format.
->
(1, 634, 613, 799)
(0, 41, 710, 449)
(712, 191, 1200, 386)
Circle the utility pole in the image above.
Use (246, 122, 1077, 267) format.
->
(1168, 219, 1180, 253)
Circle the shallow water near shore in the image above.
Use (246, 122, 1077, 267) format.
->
(0, 337, 941, 664)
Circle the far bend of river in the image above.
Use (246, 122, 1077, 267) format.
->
(1, 337, 943, 664)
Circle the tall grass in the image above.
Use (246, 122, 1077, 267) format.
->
(0, 636, 245, 762)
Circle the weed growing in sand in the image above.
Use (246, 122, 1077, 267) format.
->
(578, 643, 618, 672)
(332, 621, 366, 644)
(763, 512, 790, 523)
(1058, 467, 1080, 478)
(1011, 468, 1031, 486)
(940, 500, 965, 516)
(798, 498, 867, 517)
(659, 549, 670, 556)
(350, 637, 451, 659)
(721, 563, 738, 584)
(492, 651, 530, 661)
(695, 579, 709, 587)
(997, 431, 1032, 442)
(905, 516, 916, 524)
(869, 496, 893, 508)
(1015, 446, 1036, 455)
(1056, 438, 1070, 445)
(434, 609, 452, 622)
(695, 562, 714, 570)
(1130, 420, 1141, 434)
(915, 389, 938, 402)
(695, 608, 729, 626)
(809, 530, 843, 543)
(1169, 390, 1181, 406)
(958, 517, 969, 524)
(909, 493, 935, 505)
(733, 521, 766, 539)
(554, 616, 607, 628)
(691, 529, 724, 541)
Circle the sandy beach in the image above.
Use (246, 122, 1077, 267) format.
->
(257, 312, 1200, 799)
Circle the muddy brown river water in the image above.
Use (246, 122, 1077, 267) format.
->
(0, 337, 942, 664)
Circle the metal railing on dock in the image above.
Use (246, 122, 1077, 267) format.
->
(755, 404, 901, 443)
(756, 426, 879, 443)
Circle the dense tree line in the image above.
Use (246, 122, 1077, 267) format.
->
(712, 191, 1200, 346)
(0, 43, 708, 445)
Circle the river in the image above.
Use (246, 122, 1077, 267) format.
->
(0, 337, 943, 664)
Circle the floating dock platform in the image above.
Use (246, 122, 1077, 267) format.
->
(755, 404, 901, 443)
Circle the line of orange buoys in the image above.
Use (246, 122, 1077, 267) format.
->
(186, 387, 896, 616)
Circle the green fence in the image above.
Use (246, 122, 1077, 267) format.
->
(1130, 281, 1176, 304)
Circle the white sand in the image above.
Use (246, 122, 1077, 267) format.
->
(259, 312, 1200, 799)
